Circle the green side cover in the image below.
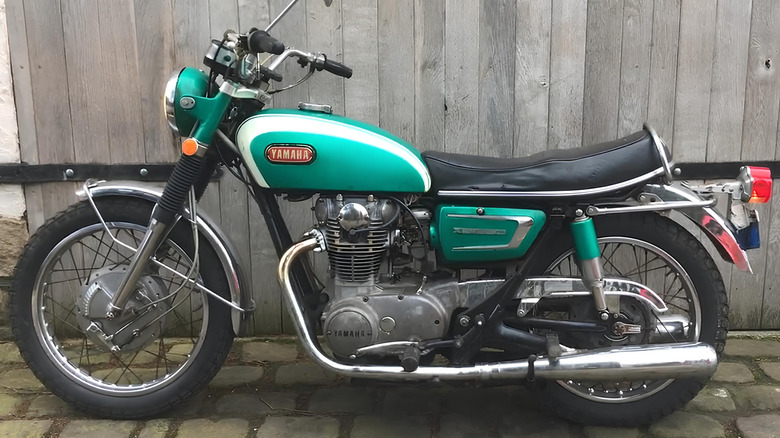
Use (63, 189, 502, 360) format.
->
(431, 205, 547, 262)
(570, 217, 601, 260)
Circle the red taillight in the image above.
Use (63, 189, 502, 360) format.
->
(747, 166, 772, 203)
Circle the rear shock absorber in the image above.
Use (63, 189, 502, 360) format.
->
(570, 210, 610, 321)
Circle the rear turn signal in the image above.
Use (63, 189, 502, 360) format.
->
(747, 166, 772, 203)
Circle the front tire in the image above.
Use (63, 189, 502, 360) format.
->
(10, 197, 234, 418)
(530, 213, 728, 426)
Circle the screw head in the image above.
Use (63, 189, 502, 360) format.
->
(64, 168, 75, 178)
(476, 207, 485, 215)
(179, 97, 196, 109)
(459, 315, 470, 327)
(139, 168, 149, 177)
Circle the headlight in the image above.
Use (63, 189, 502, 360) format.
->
(161, 68, 209, 137)
(163, 70, 181, 135)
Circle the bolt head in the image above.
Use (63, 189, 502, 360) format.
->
(458, 316, 470, 327)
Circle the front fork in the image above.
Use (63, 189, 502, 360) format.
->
(570, 211, 610, 321)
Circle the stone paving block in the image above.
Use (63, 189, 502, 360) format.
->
(0, 368, 45, 391)
(648, 412, 725, 438)
(168, 392, 207, 417)
(350, 415, 430, 438)
(0, 393, 23, 416)
(177, 418, 249, 437)
(712, 362, 755, 383)
(243, 341, 298, 362)
(0, 343, 23, 363)
(732, 386, 780, 410)
(208, 365, 264, 387)
(59, 420, 137, 438)
(439, 414, 499, 438)
(308, 386, 377, 414)
(138, 419, 169, 438)
(26, 394, 78, 417)
(583, 426, 640, 438)
(0, 419, 51, 438)
(442, 387, 520, 418)
(274, 363, 335, 386)
(724, 340, 780, 358)
(759, 362, 780, 381)
(686, 386, 736, 412)
(215, 392, 296, 416)
(382, 387, 442, 415)
(736, 414, 780, 438)
(255, 416, 339, 438)
(500, 412, 572, 438)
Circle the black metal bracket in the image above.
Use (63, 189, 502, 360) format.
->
(674, 161, 780, 180)
(0, 163, 223, 183)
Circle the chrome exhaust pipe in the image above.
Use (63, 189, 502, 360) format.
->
(279, 234, 718, 382)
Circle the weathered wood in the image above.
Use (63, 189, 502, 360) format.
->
(237, 0, 270, 32)
(23, 184, 45, 233)
(547, 0, 586, 150)
(173, 0, 210, 68)
(646, 0, 681, 143)
(414, 0, 445, 152)
(617, 0, 653, 137)
(378, 0, 415, 143)
(5, 0, 38, 163)
(672, 0, 717, 163)
(61, 0, 110, 164)
(342, 0, 379, 125)
(23, 0, 74, 164)
(514, 0, 551, 155)
(478, 0, 516, 158)
(444, 0, 480, 154)
(706, 0, 752, 163)
(761, 183, 780, 327)
(306, 0, 345, 115)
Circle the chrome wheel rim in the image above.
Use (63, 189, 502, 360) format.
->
(545, 236, 701, 403)
(31, 222, 208, 396)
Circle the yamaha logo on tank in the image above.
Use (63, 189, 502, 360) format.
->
(265, 144, 316, 164)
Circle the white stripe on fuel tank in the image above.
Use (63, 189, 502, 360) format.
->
(236, 114, 432, 191)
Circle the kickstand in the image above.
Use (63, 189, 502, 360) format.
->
(525, 354, 537, 388)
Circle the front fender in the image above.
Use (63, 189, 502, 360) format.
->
(643, 184, 752, 273)
(76, 180, 253, 335)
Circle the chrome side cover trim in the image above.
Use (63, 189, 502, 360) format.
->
(437, 168, 666, 198)
(76, 180, 252, 334)
(446, 214, 534, 251)
(279, 233, 718, 382)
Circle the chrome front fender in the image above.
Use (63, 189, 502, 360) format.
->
(643, 184, 752, 273)
(76, 180, 253, 334)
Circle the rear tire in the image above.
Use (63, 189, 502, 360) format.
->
(529, 213, 728, 426)
(10, 197, 234, 418)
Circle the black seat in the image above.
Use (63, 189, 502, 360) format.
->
(422, 129, 667, 198)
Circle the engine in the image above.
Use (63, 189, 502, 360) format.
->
(313, 195, 456, 359)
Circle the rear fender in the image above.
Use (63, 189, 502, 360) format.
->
(75, 180, 253, 335)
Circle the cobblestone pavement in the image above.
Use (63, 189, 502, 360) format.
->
(0, 336, 779, 437)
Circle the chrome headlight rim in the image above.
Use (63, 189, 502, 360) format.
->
(164, 70, 181, 135)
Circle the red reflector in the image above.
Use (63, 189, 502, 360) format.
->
(748, 166, 772, 203)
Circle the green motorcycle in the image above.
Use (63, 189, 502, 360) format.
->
(9, 0, 773, 425)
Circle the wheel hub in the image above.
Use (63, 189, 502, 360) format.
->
(78, 266, 170, 353)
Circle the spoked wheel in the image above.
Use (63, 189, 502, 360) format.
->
(531, 213, 727, 425)
(11, 198, 234, 418)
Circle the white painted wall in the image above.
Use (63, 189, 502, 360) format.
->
(0, 0, 25, 220)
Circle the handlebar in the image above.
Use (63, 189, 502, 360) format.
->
(247, 30, 285, 55)
(319, 55, 353, 78)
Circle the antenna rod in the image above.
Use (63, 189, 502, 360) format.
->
(265, 0, 301, 33)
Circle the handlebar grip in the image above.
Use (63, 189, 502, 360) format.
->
(322, 56, 353, 79)
(248, 30, 285, 55)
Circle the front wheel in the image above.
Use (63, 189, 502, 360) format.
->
(10, 197, 234, 418)
(530, 213, 728, 426)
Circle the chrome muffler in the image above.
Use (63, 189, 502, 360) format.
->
(278, 234, 718, 382)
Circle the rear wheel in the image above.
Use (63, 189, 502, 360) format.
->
(530, 213, 727, 425)
(10, 197, 234, 418)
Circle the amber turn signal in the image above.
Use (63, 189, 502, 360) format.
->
(182, 138, 199, 156)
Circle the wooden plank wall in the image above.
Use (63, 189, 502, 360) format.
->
(7, 0, 780, 331)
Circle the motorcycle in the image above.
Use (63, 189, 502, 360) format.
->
(9, 0, 773, 426)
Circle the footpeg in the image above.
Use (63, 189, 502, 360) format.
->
(401, 345, 421, 372)
(546, 334, 563, 359)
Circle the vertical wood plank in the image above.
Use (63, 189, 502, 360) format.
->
(616, 0, 653, 137)
(478, 0, 516, 157)
(706, 0, 752, 163)
(135, 0, 178, 163)
(761, 180, 780, 327)
(62, 0, 110, 164)
(414, 0, 445, 152)
(378, 0, 415, 143)
(307, 0, 345, 115)
(343, 0, 379, 125)
(547, 0, 587, 150)
(5, 0, 38, 163)
(729, 200, 772, 329)
(24, 0, 74, 164)
(672, 0, 717, 163)
(23, 185, 45, 234)
(98, 0, 146, 164)
(740, 0, 780, 162)
(646, 0, 681, 143)
(514, 0, 551, 155)
(209, 0, 239, 35)
(238, 0, 270, 32)
(582, 0, 623, 145)
(173, 0, 210, 69)
(444, 0, 480, 154)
